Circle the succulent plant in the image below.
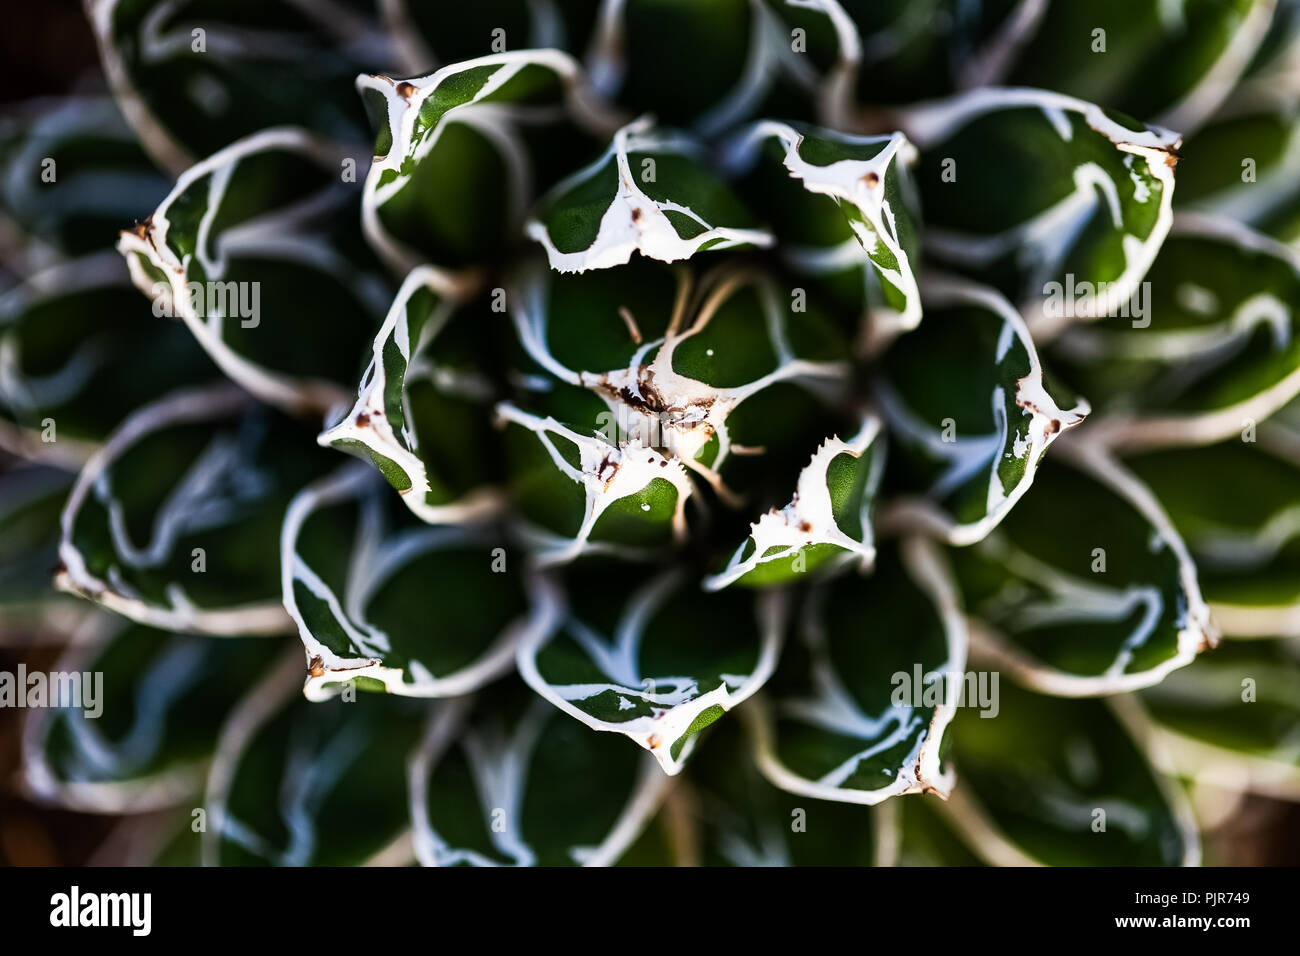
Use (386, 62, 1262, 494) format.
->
(3, 0, 1300, 868)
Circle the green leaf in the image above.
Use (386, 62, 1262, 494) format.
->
(0, 461, 89, 643)
(499, 400, 696, 565)
(527, 118, 772, 273)
(1140, 636, 1300, 800)
(0, 253, 216, 466)
(1053, 214, 1300, 449)
(903, 88, 1180, 327)
(1006, 0, 1276, 135)
(360, 50, 614, 278)
(878, 276, 1088, 545)
(950, 445, 1214, 695)
(748, 537, 968, 804)
(117, 128, 392, 417)
(1176, 86, 1300, 243)
(587, 0, 792, 133)
(20, 614, 281, 812)
(205, 659, 425, 866)
(685, 719, 884, 865)
(318, 267, 504, 522)
(282, 463, 559, 700)
(56, 383, 334, 634)
(508, 260, 851, 504)
(761, 0, 1053, 119)
(518, 560, 785, 774)
(409, 680, 670, 865)
(0, 96, 169, 261)
(946, 681, 1199, 865)
(87, 0, 382, 172)
(383, 0, 603, 75)
(1124, 430, 1300, 637)
(723, 121, 922, 344)
(705, 410, 883, 589)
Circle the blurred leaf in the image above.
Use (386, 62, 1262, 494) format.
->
(57, 383, 335, 634)
(283, 463, 557, 699)
(408, 680, 669, 865)
(950, 446, 1214, 695)
(947, 681, 1199, 865)
(1053, 215, 1300, 450)
(21, 614, 282, 812)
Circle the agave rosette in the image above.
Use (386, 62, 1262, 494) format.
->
(5, 0, 1300, 867)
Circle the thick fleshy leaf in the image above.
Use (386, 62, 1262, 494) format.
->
(56, 384, 334, 634)
(0, 460, 92, 643)
(1124, 431, 1300, 637)
(20, 614, 282, 812)
(950, 444, 1215, 695)
(317, 267, 504, 522)
(1006, 0, 1277, 135)
(382, 0, 602, 74)
(902, 88, 1180, 327)
(204, 658, 424, 866)
(408, 681, 670, 865)
(527, 119, 772, 273)
(877, 276, 1088, 545)
(1177, 86, 1300, 243)
(360, 50, 614, 277)
(1053, 214, 1300, 450)
(1141, 636, 1300, 799)
(87, 0, 386, 172)
(518, 560, 785, 774)
(748, 537, 968, 804)
(498, 402, 695, 564)
(704, 410, 883, 589)
(117, 128, 392, 416)
(945, 681, 1199, 865)
(0, 252, 216, 466)
(761, 0, 1052, 120)
(887, 794, 986, 866)
(0, 96, 169, 264)
(282, 463, 559, 700)
(587, 0, 790, 134)
(722, 120, 922, 344)
(685, 719, 883, 865)
(508, 259, 851, 504)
